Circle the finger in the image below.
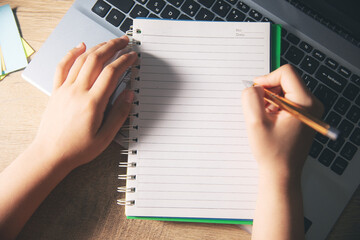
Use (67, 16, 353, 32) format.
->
(241, 85, 268, 127)
(53, 43, 86, 90)
(97, 90, 134, 143)
(254, 64, 311, 105)
(64, 42, 106, 86)
(76, 36, 130, 90)
(91, 51, 138, 102)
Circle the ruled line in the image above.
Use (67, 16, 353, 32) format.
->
(143, 41, 264, 47)
(141, 64, 264, 69)
(142, 33, 264, 39)
(143, 49, 264, 54)
(142, 56, 264, 62)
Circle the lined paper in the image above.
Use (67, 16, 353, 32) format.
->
(126, 19, 270, 220)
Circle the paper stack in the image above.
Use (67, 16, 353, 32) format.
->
(0, 4, 34, 80)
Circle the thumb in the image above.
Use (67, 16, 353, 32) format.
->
(98, 90, 134, 142)
(241, 86, 268, 127)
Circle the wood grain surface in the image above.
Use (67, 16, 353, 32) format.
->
(0, 0, 358, 239)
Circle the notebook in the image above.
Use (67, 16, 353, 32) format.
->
(118, 19, 281, 224)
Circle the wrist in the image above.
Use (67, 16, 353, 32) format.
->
(258, 167, 302, 192)
(25, 140, 75, 176)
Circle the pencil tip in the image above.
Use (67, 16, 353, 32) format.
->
(327, 127, 340, 141)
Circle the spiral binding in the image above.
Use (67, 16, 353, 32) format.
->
(119, 162, 137, 167)
(117, 25, 142, 207)
(118, 174, 136, 180)
(117, 187, 136, 193)
(117, 199, 135, 206)
(120, 149, 137, 155)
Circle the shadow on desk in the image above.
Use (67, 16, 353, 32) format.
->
(17, 143, 250, 240)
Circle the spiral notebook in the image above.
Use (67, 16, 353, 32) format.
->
(118, 19, 281, 224)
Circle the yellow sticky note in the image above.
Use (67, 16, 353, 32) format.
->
(21, 38, 35, 57)
(0, 37, 34, 80)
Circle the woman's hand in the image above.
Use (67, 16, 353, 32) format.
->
(33, 36, 137, 170)
(242, 64, 323, 180)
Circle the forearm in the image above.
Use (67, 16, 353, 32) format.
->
(252, 171, 305, 240)
(0, 143, 73, 240)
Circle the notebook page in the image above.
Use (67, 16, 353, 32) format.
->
(126, 19, 270, 220)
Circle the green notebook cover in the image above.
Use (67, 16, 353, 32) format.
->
(125, 23, 282, 225)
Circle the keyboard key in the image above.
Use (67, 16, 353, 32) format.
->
(350, 128, 360, 145)
(181, 0, 200, 17)
(338, 66, 351, 78)
(347, 105, 360, 123)
(280, 57, 288, 66)
(313, 84, 338, 114)
(328, 136, 345, 152)
(286, 33, 300, 45)
(146, 0, 166, 14)
(302, 74, 318, 91)
(331, 157, 348, 175)
(161, 5, 180, 19)
(195, 8, 215, 20)
(281, 40, 289, 55)
(106, 9, 125, 27)
(325, 58, 338, 70)
(167, 0, 184, 7)
(318, 148, 336, 167)
(244, 17, 255, 22)
(315, 66, 347, 93)
(201, 0, 216, 8)
(148, 13, 160, 18)
(315, 133, 329, 144)
(249, 9, 262, 21)
(312, 49, 325, 61)
(326, 111, 342, 127)
(351, 74, 360, 87)
(237, 1, 250, 13)
(92, 0, 111, 18)
(343, 83, 360, 101)
(130, 4, 149, 18)
(309, 140, 323, 158)
(120, 18, 133, 32)
(212, 0, 231, 17)
(338, 119, 354, 138)
(334, 97, 350, 115)
(108, 0, 135, 13)
(285, 46, 304, 65)
(226, 8, 245, 21)
(299, 41, 313, 53)
(178, 14, 192, 20)
(340, 142, 357, 160)
(293, 66, 303, 77)
(300, 56, 319, 74)
(261, 17, 274, 23)
(225, 0, 237, 4)
(214, 16, 225, 21)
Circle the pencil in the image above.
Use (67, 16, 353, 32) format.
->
(259, 85, 339, 140)
(0, 45, 6, 74)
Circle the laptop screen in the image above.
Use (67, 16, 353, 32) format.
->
(296, 0, 360, 40)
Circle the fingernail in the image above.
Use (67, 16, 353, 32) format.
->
(76, 42, 83, 48)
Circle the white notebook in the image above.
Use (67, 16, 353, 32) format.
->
(118, 19, 281, 224)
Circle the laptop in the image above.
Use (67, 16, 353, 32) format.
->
(22, 0, 360, 239)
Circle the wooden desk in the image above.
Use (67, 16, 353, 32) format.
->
(0, 1, 359, 239)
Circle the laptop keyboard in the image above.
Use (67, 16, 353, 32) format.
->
(91, 0, 359, 176)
